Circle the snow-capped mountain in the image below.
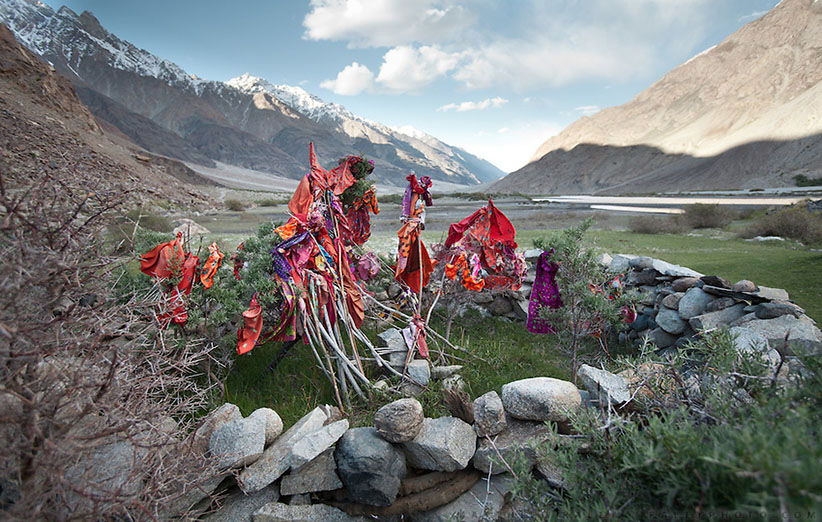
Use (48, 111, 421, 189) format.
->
(0, 0, 505, 185)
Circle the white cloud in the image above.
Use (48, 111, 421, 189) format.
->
(574, 105, 600, 116)
(497, 127, 510, 134)
(320, 62, 374, 95)
(303, 0, 476, 48)
(375, 46, 458, 93)
(437, 97, 508, 112)
(738, 9, 768, 22)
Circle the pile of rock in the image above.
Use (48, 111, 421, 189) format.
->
(600, 254, 821, 362)
(166, 376, 586, 521)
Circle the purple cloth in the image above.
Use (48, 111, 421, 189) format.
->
(270, 232, 309, 280)
(526, 249, 562, 334)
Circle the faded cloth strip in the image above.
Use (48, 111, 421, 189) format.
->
(237, 293, 263, 355)
(527, 249, 562, 334)
(200, 242, 224, 289)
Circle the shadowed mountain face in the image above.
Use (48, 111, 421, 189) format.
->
(0, 0, 505, 186)
(494, 0, 822, 194)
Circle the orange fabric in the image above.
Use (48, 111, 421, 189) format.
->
(288, 175, 313, 219)
(159, 254, 199, 327)
(395, 192, 433, 293)
(237, 294, 263, 355)
(275, 218, 299, 240)
(200, 242, 224, 289)
(140, 232, 184, 279)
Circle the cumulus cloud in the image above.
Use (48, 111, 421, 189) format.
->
(320, 62, 374, 95)
(437, 97, 509, 112)
(375, 46, 458, 93)
(303, 0, 476, 48)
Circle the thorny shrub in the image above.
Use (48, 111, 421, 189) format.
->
(0, 173, 220, 520)
(743, 203, 822, 245)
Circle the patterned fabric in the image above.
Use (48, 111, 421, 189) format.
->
(270, 232, 310, 281)
(527, 249, 562, 334)
(275, 218, 299, 240)
(345, 187, 380, 245)
(271, 274, 299, 342)
(158, 254, 199, 327)
(200, 242, 224, 289)
(309, 142, 356, 196)
(396, 188, 433, 294)
(232, 242, 244, 281)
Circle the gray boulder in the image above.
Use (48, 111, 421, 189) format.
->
(732, 280, 757, 293)
(407, 359, 431, 387)
(678, 287, 715, 319)
(377, 328, 405, 348)
(733, 314, 822, 356)
(488, 295, 514, 316)
(402, 417, 477, 472)
(280, 449, 342, 496)
(239, 407, 328, 492)
(655, 307, 687, 335)
(729, 327, 781, 371)
(247, 408, 283, 447)
(374, 398, 424, 443)
(253, 502, 366, 521)
(661, 293, 684, 310)
(192, 403, 242, 455)
(688, 304, 747, 332)
(431, 365, 463, 379)
(473, 391, 506, 437)
(755, 301, 805, 319)
(501, 377, 581, 422)
(209, 415, 267, 469)
(335, 427, 406, 507)
(202, 483, 279, 522)
(472, 417, 553, 474)
(705, 297, 737, 312)
(755, 286, 790, 301)
(290, 419, 349, 470)
(576, 364, 630, 405)
(647, 328, 678, 349)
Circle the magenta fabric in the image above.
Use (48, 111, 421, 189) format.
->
(527, 249, 562, 334)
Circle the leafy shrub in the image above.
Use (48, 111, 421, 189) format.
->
(533, 219, 635, 376)
(628, 215, 687, 234)
(793, 174, 822, 187)
(743, 204, 822, 245)
(225, 198, 246, 211)
(683, 203, 735, 229)
(510, 332, 822, 520)
(255, 197, 286, 207)
(125, 207, 173, 232)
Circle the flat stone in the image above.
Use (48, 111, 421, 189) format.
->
(535, 456, 566, 489)
(655, 307, 687, 335)
(209, 415, 267, 469)
(596, 253, 613, 268)
(524, 248, 542, 261)
(430, 365, 463, 379)
(202, 484, 279, 522)
(672, 277, 700, 293)
(239, 407, 328, 493)
(377, 328, 405, 349)
(253, 502, 366, 522)
(407, 359, 430, 387)
(402, 417, 477, 472)
(627, 268, 658, 286)
(65, 441, 147, 514)
(335, 427, 406, 507)
(374, 398, 424, 443)
(290, 419, 348, 470)
(280, 449, 342, 496)
(733, 315, 822, 356)
(473, 291, 494, 304)
(413, 474, 513, 522)
(700, 275, 731, 289)
(755, 286, 790, 301)
(729, 327, 781, 372)
(576, 364, 631, 405)
(248, 408, 283, 447)
(650, 259, 702, 278)
(661, 293, 683, 309)
(488, 295, 514, 316)
(705, 297, 737, 312)
(629, 256, 655, 270)
(501, 377, 581, 422)
(755, 301, 805, 319)
(473, 391, 506, 437)
(647, 328, 678, 349)
(472, 417, 553, 474)
(192, 403, 242, 455)
(678, 287, 714, 319)
(688, 304, 747, 332)
(287, 494, 311, 506)
(732, 280, 757, 293)
(609, 254, 637, 273)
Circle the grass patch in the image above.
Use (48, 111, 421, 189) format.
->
(224, 199, 246, 211)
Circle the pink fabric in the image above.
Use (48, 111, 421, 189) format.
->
(527, 249, 562, 334)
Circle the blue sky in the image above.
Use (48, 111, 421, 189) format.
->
(41, 0, 779, 172)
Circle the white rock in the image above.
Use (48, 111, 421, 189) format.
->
(289, 419, 349, 471)
(402, 417, 477, 472)
(248, 408, 283, 446)
(501, 377, 581, 422)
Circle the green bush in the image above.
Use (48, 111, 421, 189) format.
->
(793, 174, 822, 187)
(509, 332, 822, 520)
(628, 215, 687, 234)
(744, 205, 822, 245)
(225, 199, 246, 211)
(683, 203, 735, 229)
(255, 197, 286, 207)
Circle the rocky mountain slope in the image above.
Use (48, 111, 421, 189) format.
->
(0, 23, 210, 208)
(494, 0, 822, 194)
(0, 0, 504, 187)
